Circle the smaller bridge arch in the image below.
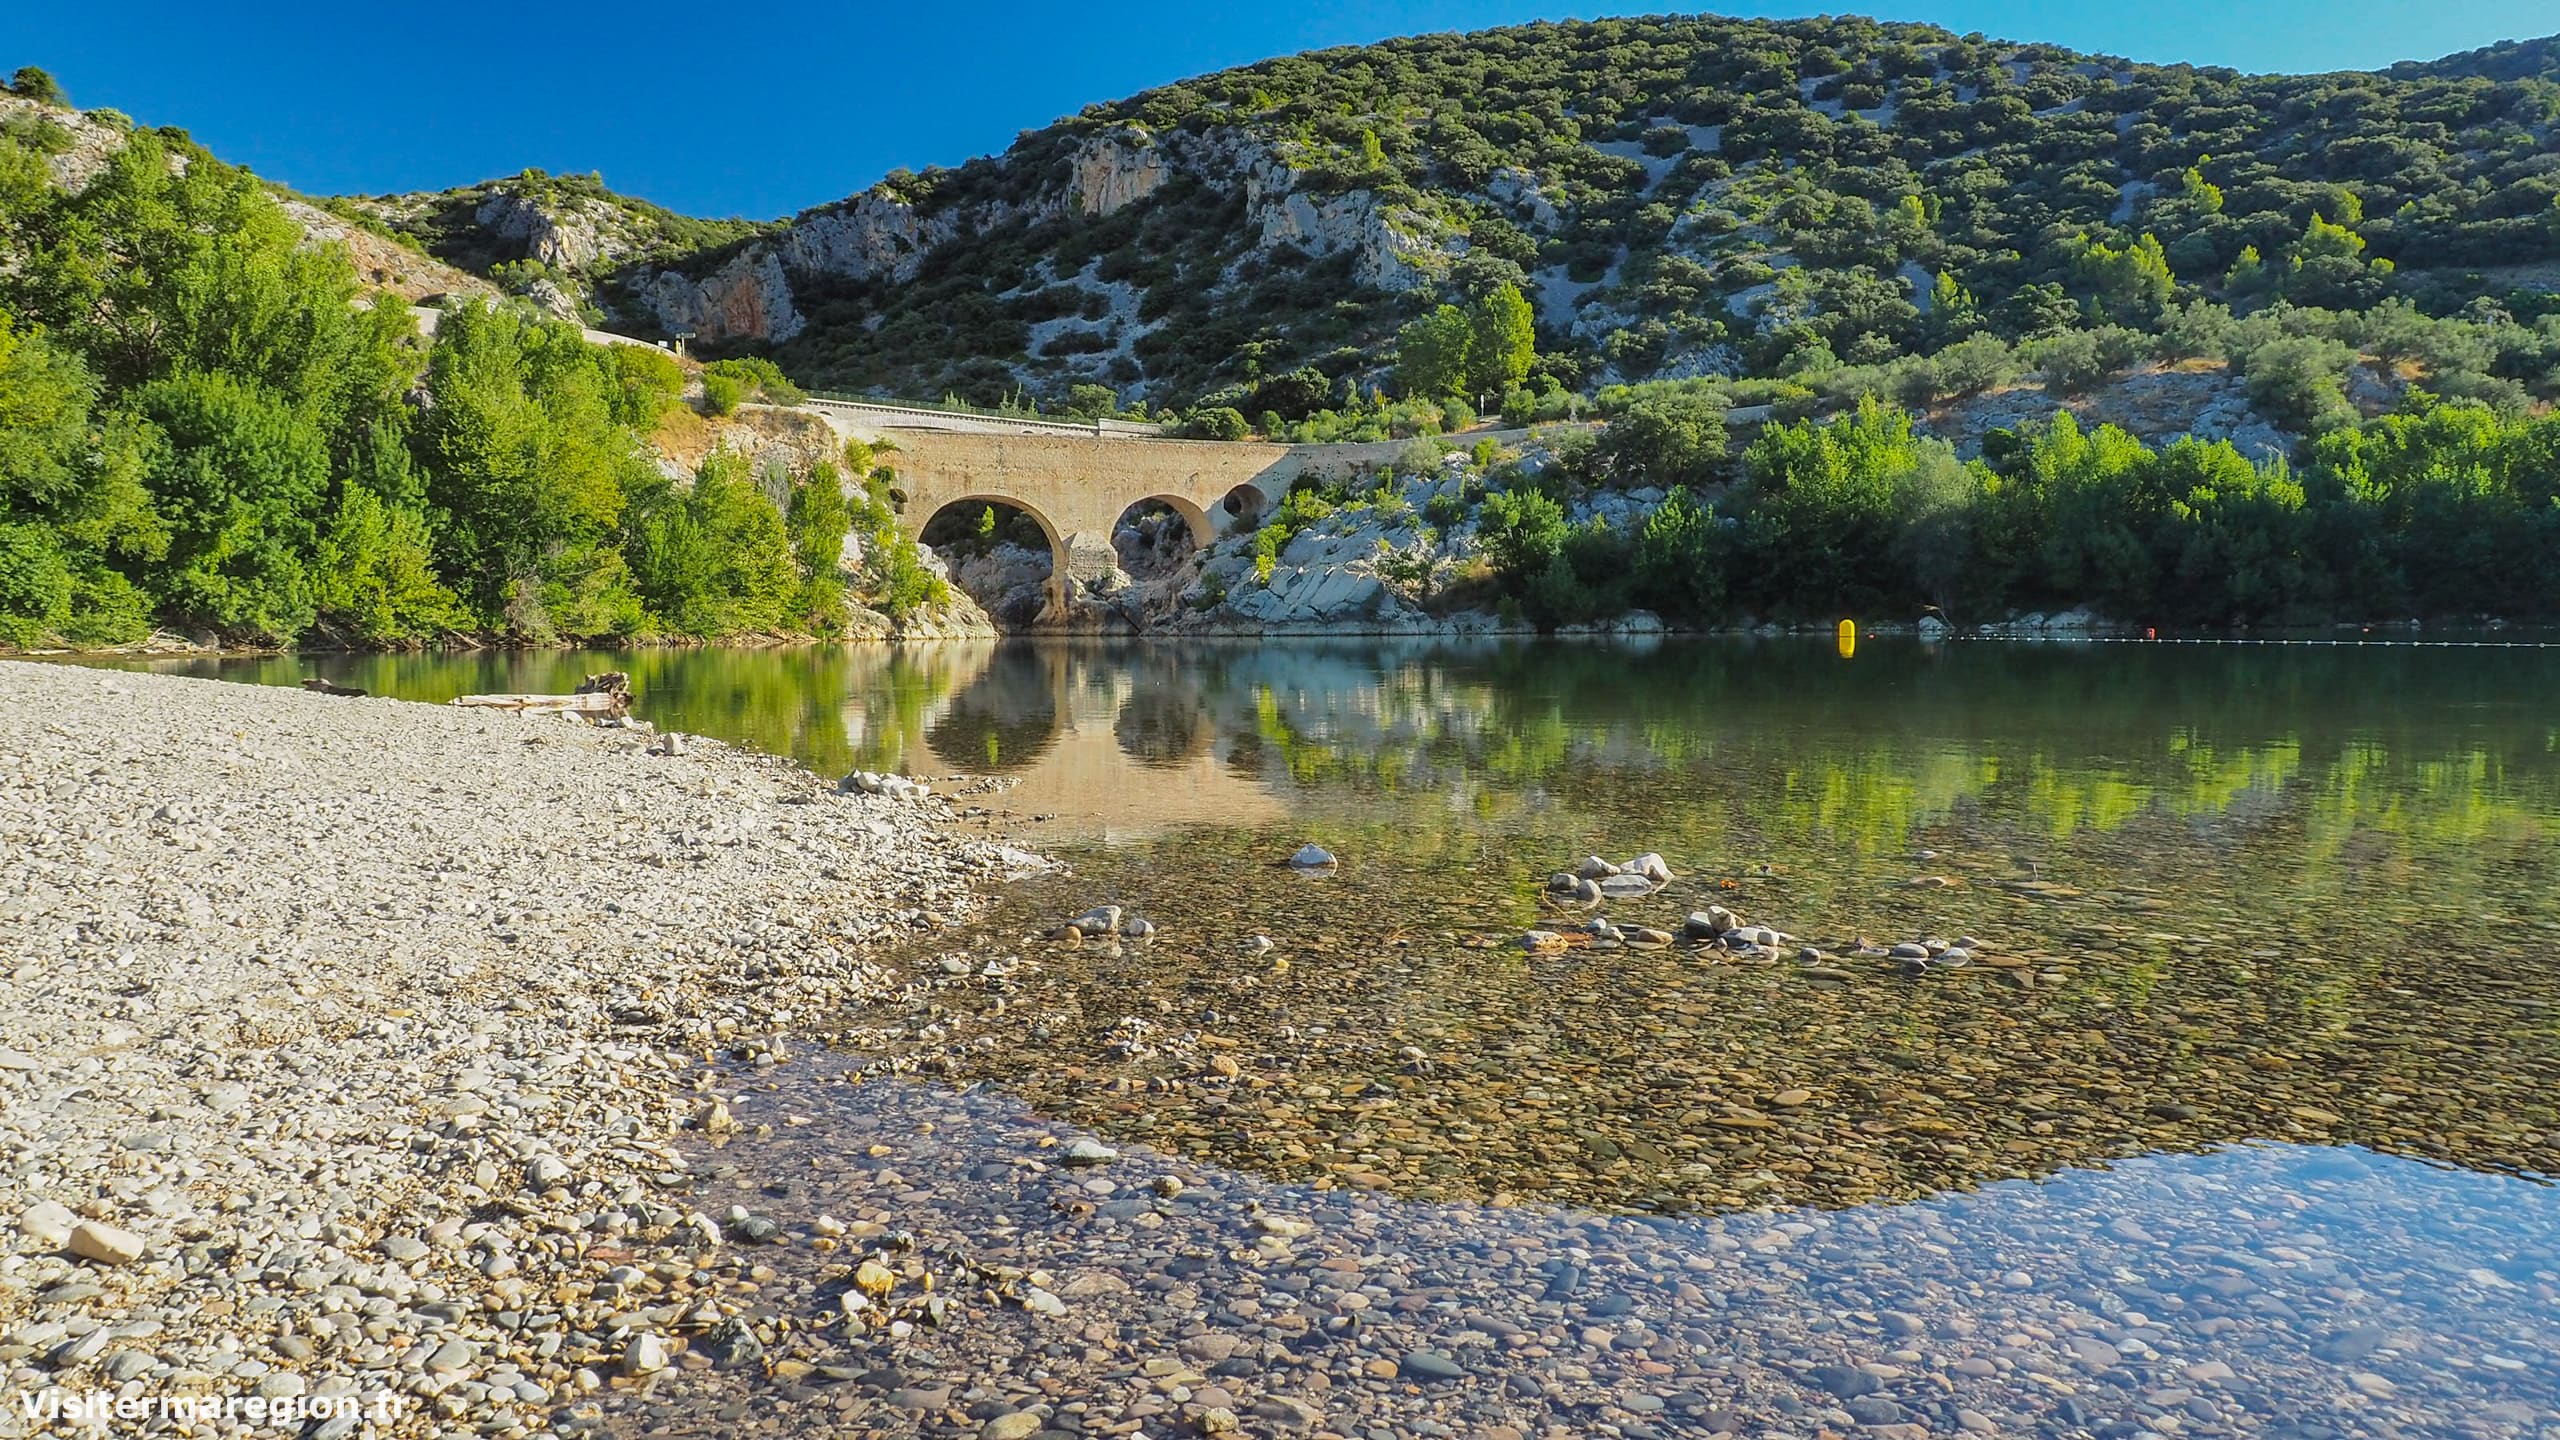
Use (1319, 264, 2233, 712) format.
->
(1129, 492, 1217, 549)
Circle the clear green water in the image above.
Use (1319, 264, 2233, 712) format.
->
(119, 637, 2560, 1434)
(125, 636, 2560, 1209)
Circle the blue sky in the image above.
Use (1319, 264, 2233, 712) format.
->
(2, 2, 2550, 217)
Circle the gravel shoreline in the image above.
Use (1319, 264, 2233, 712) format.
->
(0, 661, 1036, 1437)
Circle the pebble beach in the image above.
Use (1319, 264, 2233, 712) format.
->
(0, 661, 1027, 1437)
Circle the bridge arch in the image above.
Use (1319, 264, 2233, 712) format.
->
(912, 493, 1072, 621)
(1126, 493, 1216, 548)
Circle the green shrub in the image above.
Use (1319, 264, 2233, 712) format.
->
(1930, 334, 2017, 399)
(627, 451, 798, 637)
(2242, 335, 2360, 433)
(1633, 486, 1726, 620)
(1476, 487, 1567, 581)
(1397, 437, 1449, 477)
(1184, 405, 1250, 441)
(842, 465, 948, 619)
(1598, 392, 1729, 488)
(700, 371, 747, 417)
(609, 346, 686, 429)
(1062, 383, 1121, 419)
(312, 482, 462, 643)
(702, 356, 805, 407)
(59, 567, 153, 646)
(8, 66, 66, 106)
(2027, 327, 2151, 396)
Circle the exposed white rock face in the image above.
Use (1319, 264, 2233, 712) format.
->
(1240, 150, 1446, 293)
(0, 96, 126, 192)
(776, 192, 980, 286)
(1483, 167, 1564, 230)
(1071, 131, 1172, 216)
(948, 543, 1057, 629)
(1248, 185, 1443, 292)
(638, 248, 803, 345)
(520, 277, 586, 324)
(472, 192, 625, 273)
(621, 122, 1461, 342)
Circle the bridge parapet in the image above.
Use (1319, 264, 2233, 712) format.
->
(805, 397, 1166, 440)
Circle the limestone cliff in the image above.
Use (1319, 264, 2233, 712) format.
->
(614, 124, 1458, 349)
(635, 249, 804, 345)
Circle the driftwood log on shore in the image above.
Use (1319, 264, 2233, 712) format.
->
(450, 672, 631, 717)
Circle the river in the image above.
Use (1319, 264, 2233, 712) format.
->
(122, 636, 2560, 1437)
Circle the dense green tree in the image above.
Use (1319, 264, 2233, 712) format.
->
(1475, 486, 1568, 580)
(7, 67, 65, 105)
(701, 356, 804, 407)
(1597, 391, 1728, 487)
(1735, 398, 1918, 611)
(1993, 283, 2080, 342)
(1632, 485, 1726, 619)
(2241, 334, 2358, 433)
(1395, 304, 1476, 400)
(13, 131, 416, 426)
(0, 313, 161, 644)
(1928, 333, 2016, 399)
(1246, 367, 1333, 421)
(1183, 404, 1249, 440)
(412, 300, 651, 638)
(628, 451, 798, 638)
(2002, 412, 2163, 613)
(312, 473, 462, 644)
(1889, 441, 1980, 613)
(607, 345, 686, 430)
(700, 370, 746, 417)
(129, 371, 328, 640)
(0, 521, 68, 644)
(1464, 283, 1537, 399)
(786, 460, 854, 631)
(2075, 233, 2175, 320)
(1061, 383, 1121, 419)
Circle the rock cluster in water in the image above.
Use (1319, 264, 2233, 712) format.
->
(839, 768, 934, 801)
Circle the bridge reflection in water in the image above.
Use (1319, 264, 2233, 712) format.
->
(846, 641, 1289, 840)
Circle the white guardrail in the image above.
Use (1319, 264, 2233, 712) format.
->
(803, 397, 1168, 439)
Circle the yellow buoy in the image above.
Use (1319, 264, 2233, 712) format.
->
(1836, 619, 1856, 658)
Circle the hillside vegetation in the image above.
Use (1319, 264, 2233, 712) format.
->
(0, 71, 934, 650)
(546, 12, 2560, 419)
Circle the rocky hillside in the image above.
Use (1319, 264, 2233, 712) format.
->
(335, 14, 2560, 412)
(333, 170, 771, 326)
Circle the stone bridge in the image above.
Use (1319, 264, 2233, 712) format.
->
(802, 401, 1499, 618)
